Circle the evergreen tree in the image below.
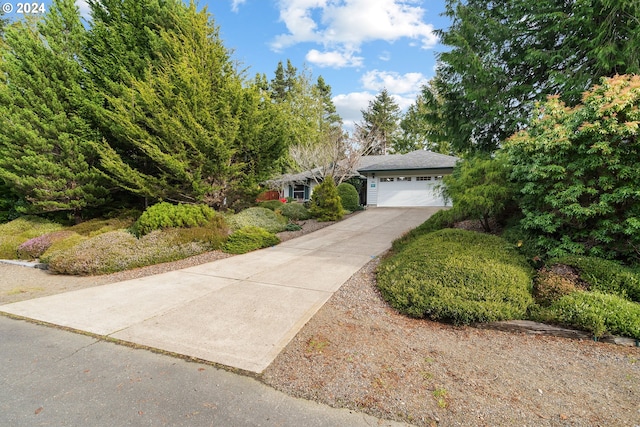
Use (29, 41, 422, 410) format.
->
(393, 85, 451, 154)
(430, 0, 640, 155)
(315, 75, 342, 130)
(0, 0, 108, 220)
(92, 2, 287, 208)
(359, 89, 401, 155)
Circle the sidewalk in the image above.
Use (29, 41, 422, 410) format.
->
(0, 208, 439, 374)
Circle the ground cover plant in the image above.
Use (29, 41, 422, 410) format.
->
(378, 228, 534, 324)
(226, 207, 287, 233)
(0, 217, 63, 259)
(223, 226, 280, 254)
(47, 229, 216, 275)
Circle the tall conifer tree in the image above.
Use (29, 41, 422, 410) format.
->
(0, 0, 108, 220)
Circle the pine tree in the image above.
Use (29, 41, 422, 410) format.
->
(0, 0, 108, 220)
(359, 89, 401, 155)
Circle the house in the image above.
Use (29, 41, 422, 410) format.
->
(270, 150, 459, 207)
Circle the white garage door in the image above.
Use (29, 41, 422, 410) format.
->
(377, 176, 444, 207)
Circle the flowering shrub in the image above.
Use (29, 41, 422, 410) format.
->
(47, 229, 212, 275)
(17, 230, 76, 259)
(0, 216, 63, 259)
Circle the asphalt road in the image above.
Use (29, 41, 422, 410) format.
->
(0, 316, 407, 427)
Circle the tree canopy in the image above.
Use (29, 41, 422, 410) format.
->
(430, 0, 640, 155)
(358, 89, 401, 155)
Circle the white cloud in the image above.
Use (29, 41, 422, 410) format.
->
(361, 70, 428, 94)
(75, 0, 90, 18)
(333, 91, 375, 132)
(378, 51, 391, 61)
(305, 49, 363, 68)
(272, 0, 439, 66)
(231, 0, 247, 12)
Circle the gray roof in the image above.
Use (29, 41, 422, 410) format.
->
(357, 150, 459, 173)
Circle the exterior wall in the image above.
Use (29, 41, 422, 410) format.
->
(365, 175, 378, 206)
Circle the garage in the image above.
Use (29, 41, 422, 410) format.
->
(376, 175, 444, 207)
(358, 150, 459, 207)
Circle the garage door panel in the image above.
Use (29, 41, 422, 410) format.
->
(377, 179, 442, 207)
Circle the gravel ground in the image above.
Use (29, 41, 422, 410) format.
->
(1, 215, 639, 426)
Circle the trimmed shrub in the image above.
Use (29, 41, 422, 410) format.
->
(545, 291, 640, 339)
(258, 200, 285, 211)
(378, 229, 534, 324)
(0, 217, 63, 259)
(68, 217, 135, 237)
(278, 202, 311, 221)
(549, 256, 640, 303)
(391, 207, 464, 253)
(47, 229, 212, 275)
(533, 267, 584, 306)
(226, 207, 287, 233)
(309, 178, 343, 222)
(133, 202, 217, 236)
(336, 182, 360, 212)
(39, 232, 87, 264)
(223, 226, 280, 254)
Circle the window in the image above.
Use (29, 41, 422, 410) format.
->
(416, 176, 432, 181)
(397, 176, 411, 182)
(380, 177, 394, 182)
(293, 184, 306, 199)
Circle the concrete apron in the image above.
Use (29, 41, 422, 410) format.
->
(1, 207, 440, 373)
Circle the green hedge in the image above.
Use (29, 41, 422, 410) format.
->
(258, 200, 285, 211)
(133, 202, 217, 236)
(378, 229, 534, 324)
(336, 182, 359, 212)
(278, 203, 311, 221)
(223, 226, 280, 254)
(549, 256, 640, 303)
(226, 207, 287, 233)
(391, 207, 464, 253)
(545, 291, 640, 339)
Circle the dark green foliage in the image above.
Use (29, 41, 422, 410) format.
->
(258, 200, 285, 211)
(309, 178, 343, 222)
(133, 202, 218, 237)
(378, 229, 534, 324)
(391, 208, 463, 253)
(505, 75, 640, 262)
(548, 256, 640, 303)
(284, 222, 302, 231)
(223, 226, 279, 254)
(0, 182, 23, 223)
(226, 207, 287, 233)
(359, 89, 401, 155)
(0, 0, 109, 217)
(544, 292, 640, 339)
(431, 0, 640, 155)
(278, 203, 311, 221)
(442, 155, 513, 232)
(336, 183, 359, 212)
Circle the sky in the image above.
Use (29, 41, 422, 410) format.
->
(2, 0, 451, 131)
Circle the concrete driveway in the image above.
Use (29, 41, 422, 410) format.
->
(1, 207, 440, 374)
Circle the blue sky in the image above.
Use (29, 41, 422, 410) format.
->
(3, 0, 450, 129)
